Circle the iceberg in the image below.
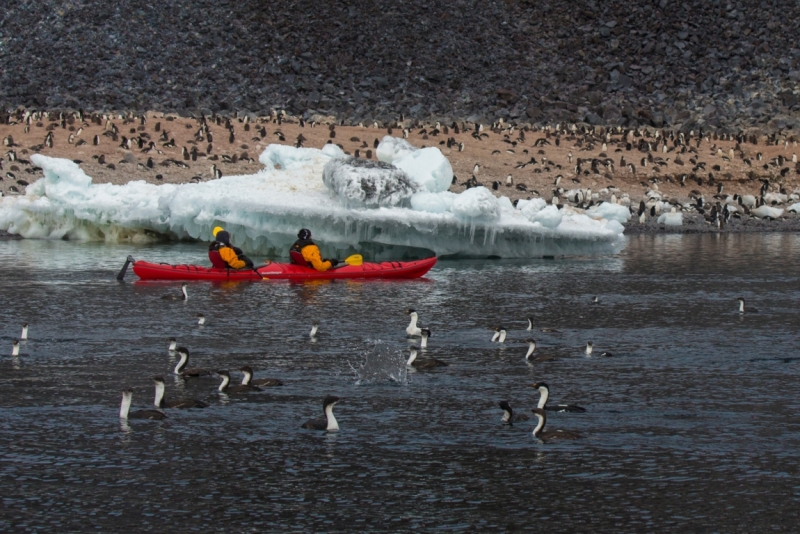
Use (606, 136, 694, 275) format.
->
(0, 141, 627, 259)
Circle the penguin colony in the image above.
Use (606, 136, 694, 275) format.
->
(1, 109, 800, 228)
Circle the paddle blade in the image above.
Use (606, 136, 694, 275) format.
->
(116, 255, 135, 281)
(344, 254, 363, 266)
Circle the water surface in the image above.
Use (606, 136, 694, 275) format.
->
(1, 234, 800, 531)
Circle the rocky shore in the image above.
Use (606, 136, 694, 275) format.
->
(2, 109, 799, 236)
(1, 1, 799, 133)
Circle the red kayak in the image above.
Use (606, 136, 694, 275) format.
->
(130, 256, 437, 281)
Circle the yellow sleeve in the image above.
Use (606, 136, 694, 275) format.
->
(219, 246, 246, 269)
(301, 245, 332, 271)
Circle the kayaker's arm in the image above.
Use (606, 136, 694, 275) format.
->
(301, 245, 332, 271)
(219, 246, 247, 269)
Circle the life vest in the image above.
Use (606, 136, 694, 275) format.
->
(208, 241, 231, 269)
(290, 239, 313, 267)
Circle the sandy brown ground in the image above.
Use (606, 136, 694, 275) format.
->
(1, 111, 799, 212)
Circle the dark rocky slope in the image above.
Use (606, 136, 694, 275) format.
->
(1, 0, 799, 132)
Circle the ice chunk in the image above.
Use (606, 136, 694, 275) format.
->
(410, 191, 457, 213)
(750, 205, 784, 218)
(322, 157, 418, 207)
(377, 136, 453, 193)
(451, 187, 500, 221)
(321, 143, 346, 159)
(517, 198, 547, 220)
(393, 147, 453, 193)
(528, 204, 563, 229)
(0, 150, 627, 259)
(657, 212, 683, 226)
(497, 196, 514, 211)
(259, 144, 340, 171)
(376, 136, 417, 163)
(586, 202, 632, 223)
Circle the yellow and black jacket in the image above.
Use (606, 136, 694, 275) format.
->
(290, 239, 332, 271)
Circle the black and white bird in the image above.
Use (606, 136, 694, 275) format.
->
(161, 283, 188, 301)
(406, 348, 447, 369)
(216, 370, 261, 394)
(153, 376, 208, 409)
(530, 408, 583, 441)
(524, 339, 556, 362)
(585, 341, 613, 357)
(12, 338, 19, 356)
(20, 323, 28, 340)
(168, 337, 177, 352)
(239, 366, 283, 387)
(491, 326, 507, 343)
(419, 328, 431, 349)
(405, 308, 423, 337)
(499, 400, 530, 425)
(196, 313, 206, 325)
(531, 382, 586, 412)
(310, 323, 319, 338)
(119, 390, 166, 420)
(301, 396, 340, 431)
(173, 347, 211, 378)
(737, 297, 758, 314)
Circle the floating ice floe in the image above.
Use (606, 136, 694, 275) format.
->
(0, 139, 626, 258)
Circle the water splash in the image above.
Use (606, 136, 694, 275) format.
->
(349, 341, 408, 385)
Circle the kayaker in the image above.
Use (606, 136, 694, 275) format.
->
(209, 226, 254, 269)
(289, 228, 339, 271)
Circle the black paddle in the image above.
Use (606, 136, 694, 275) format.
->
(116, 255, 135, 281)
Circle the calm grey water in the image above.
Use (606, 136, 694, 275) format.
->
(2, 234, 800, 532)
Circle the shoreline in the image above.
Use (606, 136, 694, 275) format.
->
(2, 109, 799, 237)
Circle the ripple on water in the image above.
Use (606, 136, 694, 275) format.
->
(2, 235, 800, 530)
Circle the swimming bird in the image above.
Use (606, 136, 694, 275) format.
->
(168, 337, 177, 351)
(419, 328, 431, 349)
(406, 348, 447, 369)
(737, 297, 758, 313)
(585, 341, 593, 356)
(196, 313, 205, 325)
(161, 283, 188, 301)
(524, 339, 556, 362)
(310, 323, 318, 338)
(532, 382, 586, 412)
(216, 370, 261, 393)
(173, 347, 211, 377)
(405, 308, 422, 337)
(239, 366, 283, 387)
(119, 390, 166, 420)
(12, 338, 19, 356)
(20, 323, 28, 340)
(301, 395, 340, 431)
(526, 317, 533, 331)
(499, 400, 530, 425)
(153, 376, 208, 408)
(531, 407, 583, 441)
(491, 326, 507, 343)
(591, 296, 600, 304)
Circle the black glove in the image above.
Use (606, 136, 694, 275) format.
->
(232, 246, 244, 255)
(329, 259, 340, 267)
